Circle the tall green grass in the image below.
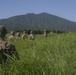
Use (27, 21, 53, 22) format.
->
(0, 33, 76, 75)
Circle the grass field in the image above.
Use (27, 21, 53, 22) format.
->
(0, 32, 76, 75)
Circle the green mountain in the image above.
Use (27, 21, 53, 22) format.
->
(0, 12, 76, 32)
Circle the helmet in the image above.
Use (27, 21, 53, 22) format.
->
(10, 31, 14, 35)
(23, 31, 26, 34)
(0, 25, 7, 37)
(30, 31, 33, 34)
(44, 29, 46, 32)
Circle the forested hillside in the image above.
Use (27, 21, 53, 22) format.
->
(0, 12, 76, 32)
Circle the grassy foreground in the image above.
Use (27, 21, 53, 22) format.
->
(0, 33, 76, 75)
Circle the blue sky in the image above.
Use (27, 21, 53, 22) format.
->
(0, 0, 76, 22)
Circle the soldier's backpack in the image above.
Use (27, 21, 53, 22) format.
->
(0, 41, 19, 63)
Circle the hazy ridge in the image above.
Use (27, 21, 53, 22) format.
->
(0, 12, 76, 32)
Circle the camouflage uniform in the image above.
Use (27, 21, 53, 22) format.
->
(15, 32, 20, 39)
(43, 30, 47, 37)
(8, 31, 14, 41)
(28, 31, 34, 40)
(21, 31, 26, 39)
(0, 26, 19, 64)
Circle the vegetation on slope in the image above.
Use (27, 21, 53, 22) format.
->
(0, 13, 76, 32)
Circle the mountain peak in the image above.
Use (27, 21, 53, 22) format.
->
(0, 13, 76, 32)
